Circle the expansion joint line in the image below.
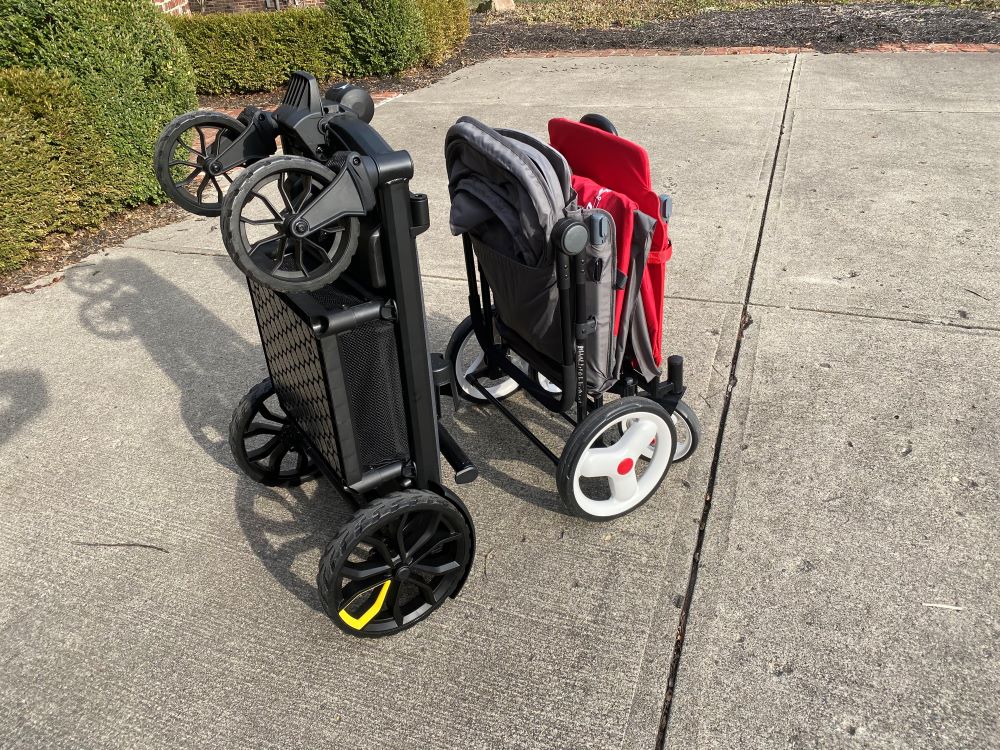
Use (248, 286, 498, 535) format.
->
(654, 53, 799, 750)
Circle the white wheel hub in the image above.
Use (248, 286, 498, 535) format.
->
(621, 410, 692, 461)
(455, 329, 522, 401)
(573, 410, 674, 517)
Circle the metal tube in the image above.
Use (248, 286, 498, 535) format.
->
(467, 373, 560, 466)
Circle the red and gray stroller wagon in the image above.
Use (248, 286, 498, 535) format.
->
(445, 115, 701, 521)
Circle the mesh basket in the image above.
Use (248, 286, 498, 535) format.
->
(248, 279, 410, 485)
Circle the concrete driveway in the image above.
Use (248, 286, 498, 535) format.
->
(1, 51, 997, 749)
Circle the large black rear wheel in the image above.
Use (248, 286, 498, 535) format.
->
(317, 490, 472, 637)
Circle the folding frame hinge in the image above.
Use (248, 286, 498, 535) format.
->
(575, 316, 597, 339)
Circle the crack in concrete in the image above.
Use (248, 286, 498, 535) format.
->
(748, 300, 1000, 334)
(71, 541, 169, 553)
(655, 52, 800, 749)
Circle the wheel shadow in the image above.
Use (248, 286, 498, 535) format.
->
(441, 392, 574, 517)
(0, 368, 49, 449)
(233, 474, 355, 613)
(64, 256, 258, 469)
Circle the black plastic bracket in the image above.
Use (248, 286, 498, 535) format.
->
(206, 107, 278, 173)
(290, 152, 374, 236)
(575, 316, 597, 339)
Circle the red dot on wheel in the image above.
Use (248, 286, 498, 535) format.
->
(617, 458, 634, 475)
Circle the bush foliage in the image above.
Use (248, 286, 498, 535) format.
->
(167, 8, 349, 95)
(330, 0, 428, 77)
(0, 0, 198, 208)
(169, 2, 470, 94)
(0, 69, 125, 273)
(416, 0, 470, 65)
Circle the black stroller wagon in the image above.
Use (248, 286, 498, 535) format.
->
(153, 72, 699, 637)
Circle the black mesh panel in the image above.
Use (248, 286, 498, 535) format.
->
(249, 280, 410, 479)
(249, 281, 343, 472)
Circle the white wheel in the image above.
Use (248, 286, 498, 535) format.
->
(557, 397, 675, 520)
(446, 316, 523, 404)
(617, 400, 701, 463)
(532, 368, 562, 395)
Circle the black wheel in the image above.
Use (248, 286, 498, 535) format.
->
(229, 378, 317, 486)
(221, 155, 359, 292)
(557, 396, 675, 521)
(668, 400, 701, 462)
(154, 111, 247, 216)
(446, 315, 523, 404)
(317, 490, 472, 637)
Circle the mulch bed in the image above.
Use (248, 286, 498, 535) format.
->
(6, 3, 998, 296)
(0, 203, 188, 297)
(473, 4, 1000, 56)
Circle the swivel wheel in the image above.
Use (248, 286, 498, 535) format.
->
(221, 155, 360, 292)
(557, 397, 675, 520)
(154, 111, 248, 216)
(229, 378, 317, 486)
(446, 315, 525, 404)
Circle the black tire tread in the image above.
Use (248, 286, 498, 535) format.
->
(220, 155, 359, 293)
(154, 110, 245, 217)
(668, 399, 702, 463)
(316, 490, 470, 638)
(228, 377, 315, 487)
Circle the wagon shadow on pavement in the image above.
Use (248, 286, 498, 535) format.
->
(0, 368, 49, 450)
(64, 256, 254, 470)
(60, 256, 573, 610)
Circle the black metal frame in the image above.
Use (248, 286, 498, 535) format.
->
(460, 231, 688, 468)
(238, 73, 478, 559)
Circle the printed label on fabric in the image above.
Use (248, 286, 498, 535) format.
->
(583, 188, 611, 210)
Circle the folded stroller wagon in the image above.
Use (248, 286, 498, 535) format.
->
(153, 73, 700, 637)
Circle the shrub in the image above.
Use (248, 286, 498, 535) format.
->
(0, 0, 198, 208)
(415, 0, 470, 65)
(331, 0, 428, 77)
(0, 69, 125, 273)
(168, 8, 349, 95)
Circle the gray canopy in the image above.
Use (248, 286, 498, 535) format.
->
(445, 116, 574, 267)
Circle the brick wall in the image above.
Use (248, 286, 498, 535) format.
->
(154, 0, 190, 14)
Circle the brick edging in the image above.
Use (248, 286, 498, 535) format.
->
(507, 42, 1000, 58)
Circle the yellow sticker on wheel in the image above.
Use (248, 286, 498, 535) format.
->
(339, 580, 392, 631)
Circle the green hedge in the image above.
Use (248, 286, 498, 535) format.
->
(167, 8, 349, 95)
(171, 2, 471, 95)
(333, 0, 428, 76)
(0, 69, 125, 273)
(0, 0, 197, 209)
(416, 0, 470, 66)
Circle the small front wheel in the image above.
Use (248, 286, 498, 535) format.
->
(557, 397, 675, 521)
(229, 378, 316, 486)
(221, 155, 360, 292)
(317, 490, 473, 637)
(154, 111, 248, 216)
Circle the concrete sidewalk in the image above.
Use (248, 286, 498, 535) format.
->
(0, 51, 997, 749)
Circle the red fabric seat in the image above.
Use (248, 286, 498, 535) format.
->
(548, 118, 671, 365)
